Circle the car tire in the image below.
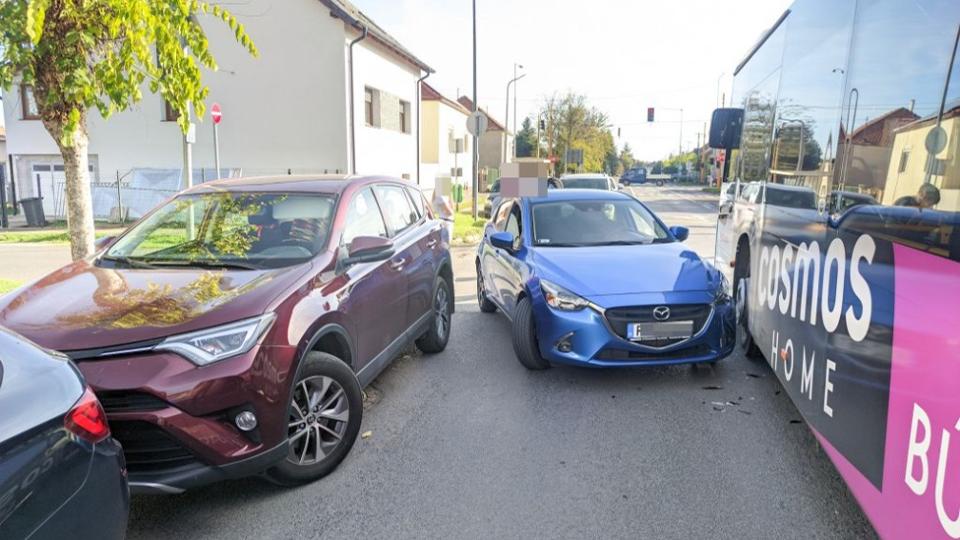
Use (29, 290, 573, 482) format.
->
(623, 180, 631, 186)
(656, 179, 664, 187)
(477, 265, 497, 313)
(265, 351, 363, 486)
(511, 297, 551, 370)
(416, 275, 452, 353)
(733, 248, 762, 359)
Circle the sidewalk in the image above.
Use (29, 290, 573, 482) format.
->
(0, 243, 72, 282)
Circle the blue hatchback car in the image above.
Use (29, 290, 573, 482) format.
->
(476, 189, 736, 369)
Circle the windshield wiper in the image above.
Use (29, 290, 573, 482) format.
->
(534, 242, 588, 247)
(99, 255, 159, 269)
(141, 259, 260, 270)
(594, 240, 652, 246)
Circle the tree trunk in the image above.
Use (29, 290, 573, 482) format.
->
(46, 117, 96, 261)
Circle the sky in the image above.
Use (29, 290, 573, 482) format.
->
(353, 0, 791, 161)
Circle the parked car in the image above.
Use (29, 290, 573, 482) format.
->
(718, 181, 738, 217)
(0, 327, 128, 540)
(620, 167, 647, 186)
(476, 189, 735, 369)
(483, 177, 562, 218)
(559, 173, 618, 190)
(830, 190, 878, 213)
(0, 175, 453, 494)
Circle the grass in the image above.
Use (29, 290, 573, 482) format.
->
(452, 209, 486, 245)
(0, 279, 23, 295)
(701, 186, 721, 194)
(0, 228, 125, 244)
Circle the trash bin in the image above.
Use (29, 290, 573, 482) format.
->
(19, 198, 47, 227)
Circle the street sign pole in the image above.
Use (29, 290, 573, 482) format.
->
(211, 103, 223, 179)
(213, 123, 221, 179)
(471, 0, 479, 220)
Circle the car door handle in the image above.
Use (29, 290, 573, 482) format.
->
(426, 238, 438, 248)
(389, 258, 406, 271)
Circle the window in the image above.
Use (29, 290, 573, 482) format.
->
(831, 0, 960, 261)
(504, 206, 521, 239)
(373, 184, 417, 235)
(493, 200, 514, 231)
(530, 200, 669, 246)
(399, 100, 410, 133)
(21, 86, 40, 120)
(343, 188, 387, 244)
(897, 150, 910, 174)
(364, 88, 375, 126)
(405, 186, 425, 219)
(163, 100, 179, 122)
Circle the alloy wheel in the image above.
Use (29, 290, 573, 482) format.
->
(286, 375, 350, 466)
(436, 284, 450, 341)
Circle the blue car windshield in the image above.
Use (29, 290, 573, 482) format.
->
(531, 199, 670, 247)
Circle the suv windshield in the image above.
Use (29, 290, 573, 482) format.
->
(531, 199, 670, 246)
(562, 177, 608, 190)
(104, 192, 334, 269)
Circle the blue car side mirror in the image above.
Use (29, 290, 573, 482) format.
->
(490, 231, 516, 251)
(670, 226, 689, 242)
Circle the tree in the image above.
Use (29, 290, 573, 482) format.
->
(619, 143, 636, 173)
(537, 92, 614, 174)
(515, 117, 537, 158)
(0, 1, 257, 260)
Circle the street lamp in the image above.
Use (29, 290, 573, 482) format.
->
(504, 64, 525, 161)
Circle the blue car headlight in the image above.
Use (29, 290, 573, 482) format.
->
(540, 279, 590, 311)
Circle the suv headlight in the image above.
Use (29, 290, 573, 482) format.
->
(155, 314, 276, 366)
(540, 279, 589, 311)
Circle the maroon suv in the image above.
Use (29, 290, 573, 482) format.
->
(0, 175, 453, 493)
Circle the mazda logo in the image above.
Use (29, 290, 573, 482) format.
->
(652, 306, 671, 321)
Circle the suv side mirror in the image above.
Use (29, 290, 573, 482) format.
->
(342, 236, 394, 266)
(490, 231, 516, 251)
(708, 108, 744, 149)
(669, 226, 689, 242)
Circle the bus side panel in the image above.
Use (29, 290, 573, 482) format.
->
(815, 244, 960, 540)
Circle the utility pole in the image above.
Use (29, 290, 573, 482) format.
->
(513, 63, 520, 159)
(678, 108, 684, 157)
(471, 0, 479, 219)
(503, 67, 525, 162)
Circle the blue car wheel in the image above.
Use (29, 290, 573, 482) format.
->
(511, 297, 551, 370)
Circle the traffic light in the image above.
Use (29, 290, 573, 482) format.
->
(647, 107, 655, 122)
(539, 119, 545, 130)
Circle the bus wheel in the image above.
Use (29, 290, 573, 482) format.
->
(734, 256, 762, 359)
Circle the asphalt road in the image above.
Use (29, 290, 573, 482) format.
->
(122, 185, 874, 539)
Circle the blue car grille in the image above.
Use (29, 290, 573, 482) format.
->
(597, 344, 713, 361)
(604, 304, 711, 346)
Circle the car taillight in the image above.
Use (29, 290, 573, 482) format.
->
(65, 387, 111, 444)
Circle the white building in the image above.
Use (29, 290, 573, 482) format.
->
(1, 0, 432, 219)
(419, 82, 473, 195)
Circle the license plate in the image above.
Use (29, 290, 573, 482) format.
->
(627, 321, 694, 341)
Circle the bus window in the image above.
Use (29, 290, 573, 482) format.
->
(835, 0, 960, 262)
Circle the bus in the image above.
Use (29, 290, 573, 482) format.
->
(710, 1, 960, 538)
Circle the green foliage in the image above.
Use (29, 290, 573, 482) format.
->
(0, 0, 259, 143)
(515, 117, 537, 158)
(538, 92, 615, 174)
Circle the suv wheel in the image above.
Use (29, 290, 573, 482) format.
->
(511, 297, 551, 370)
(416, 275, 452, 353)
(477, 266, 497, 313)
(265, 352, 362, 486)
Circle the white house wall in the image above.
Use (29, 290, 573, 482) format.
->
(349, 34, 421, 182)
(2, 0, 350, 197)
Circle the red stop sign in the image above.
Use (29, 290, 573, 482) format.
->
(211, 103, 222, 125)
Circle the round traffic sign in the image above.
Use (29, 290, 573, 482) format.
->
(466, 111, 488, 137)
(925, 125, 947, 155)
(211, 103, 222, 125)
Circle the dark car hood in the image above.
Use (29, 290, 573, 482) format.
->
(531, 243, 715, 297)
(0, 259, 313, 352)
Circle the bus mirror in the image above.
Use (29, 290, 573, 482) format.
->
(709, 108, 744, 149)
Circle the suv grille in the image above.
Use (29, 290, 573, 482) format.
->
(110, 421, 201, 473)
(98, 391, 168, 413)
(604, 304, 711, 346)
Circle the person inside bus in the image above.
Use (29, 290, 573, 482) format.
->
(894, 182, 942, 209)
